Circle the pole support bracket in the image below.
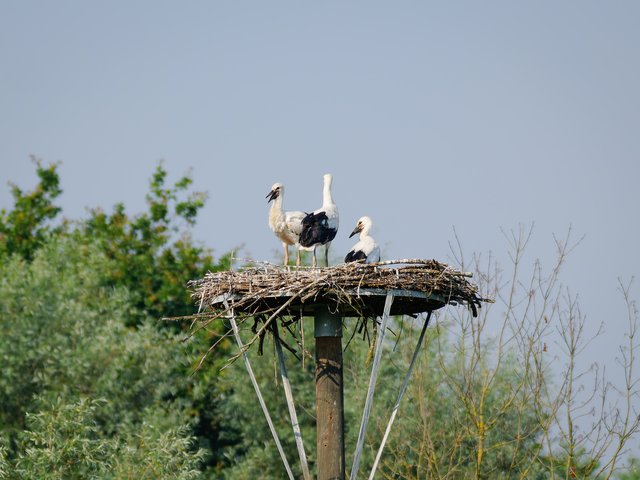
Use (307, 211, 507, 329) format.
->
(314, 307, 342, 337)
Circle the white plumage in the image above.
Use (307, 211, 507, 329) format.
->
(344, 216, 380, 264)
(298, 173, 339, 268)
(266, 183, 306, 266)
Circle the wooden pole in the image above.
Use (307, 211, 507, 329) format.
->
(315, 307, 345, 480)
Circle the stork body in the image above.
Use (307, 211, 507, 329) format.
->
(267, 183, 306, 266)
(298, 174, 339, 267)
(345, 216, 380, 264)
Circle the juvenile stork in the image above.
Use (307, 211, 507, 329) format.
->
(345, 216, 380, 264)
(298, 173, 339, 268)
(266, 183, 306, 266)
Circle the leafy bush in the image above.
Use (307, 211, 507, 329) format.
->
(0, 237, 204, 478)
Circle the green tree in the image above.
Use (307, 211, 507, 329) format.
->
(15, 399, 204, 480)
(1, 159, 231, 323)
(80, 162, 231, 322)
(0, 157, 63, 260)
(0, 237, 205, 478)
(0, 160, 237, 476)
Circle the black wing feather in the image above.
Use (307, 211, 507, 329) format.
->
(299, 211, 336, 247)
(345, 250, 367, 263)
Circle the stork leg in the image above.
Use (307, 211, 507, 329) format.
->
(295, 248, 301, 267)
(283, 243, 289, 266)
(312, 247, 317, 268)
(324, 242, 331, 267)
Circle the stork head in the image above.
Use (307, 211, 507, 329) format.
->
(349, 216, 373, 238)
(266, 183, 283, 203)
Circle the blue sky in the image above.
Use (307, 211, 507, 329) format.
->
(2, 0, 639, 455)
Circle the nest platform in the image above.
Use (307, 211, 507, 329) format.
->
(190, 259, 487, 321)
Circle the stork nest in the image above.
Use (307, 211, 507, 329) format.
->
(179, 259, 492, 366)
(190, 258, 488, 322)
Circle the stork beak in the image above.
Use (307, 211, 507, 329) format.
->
(349, 224, 362, 238)
(266, 189, 278, 202)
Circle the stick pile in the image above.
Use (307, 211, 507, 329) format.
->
(180, 259, 492, 365)
(190, 259, 488, 320)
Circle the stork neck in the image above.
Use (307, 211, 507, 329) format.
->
(323, 179, 334, 207)
(270, 195, 284, 216)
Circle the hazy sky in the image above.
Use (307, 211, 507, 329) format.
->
(2, 0, 639, 451)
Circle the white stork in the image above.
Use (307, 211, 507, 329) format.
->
(266, 183, 306, 266)
(345, 216, 380, 264)
(298, 173, 339, 268)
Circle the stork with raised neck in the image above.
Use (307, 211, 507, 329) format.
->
(298, 173, 339, 268)
(266, 183, 306, 266)
(345, 216, 380, 264)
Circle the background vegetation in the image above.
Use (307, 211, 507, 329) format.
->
(1, 160, 638, 479)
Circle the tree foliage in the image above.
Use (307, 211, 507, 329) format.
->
(0, 157, 63, 260)
(0, 161, 232, 477)
(0, 237, 205, 478)
(80, 163, 232, 322)
(1, 160, 638, 479)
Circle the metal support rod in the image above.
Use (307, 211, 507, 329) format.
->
(227, 312, 295, 480)
(350, 292, 394, 480)
(315, 307, 345, 480)
(368, 311, 433, 480)
(273, 323, 312, 480)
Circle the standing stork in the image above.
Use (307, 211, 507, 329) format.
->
(298, 173, 339, 268)
(345, 216, 380, 264)
(266, 183, 306, 266)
